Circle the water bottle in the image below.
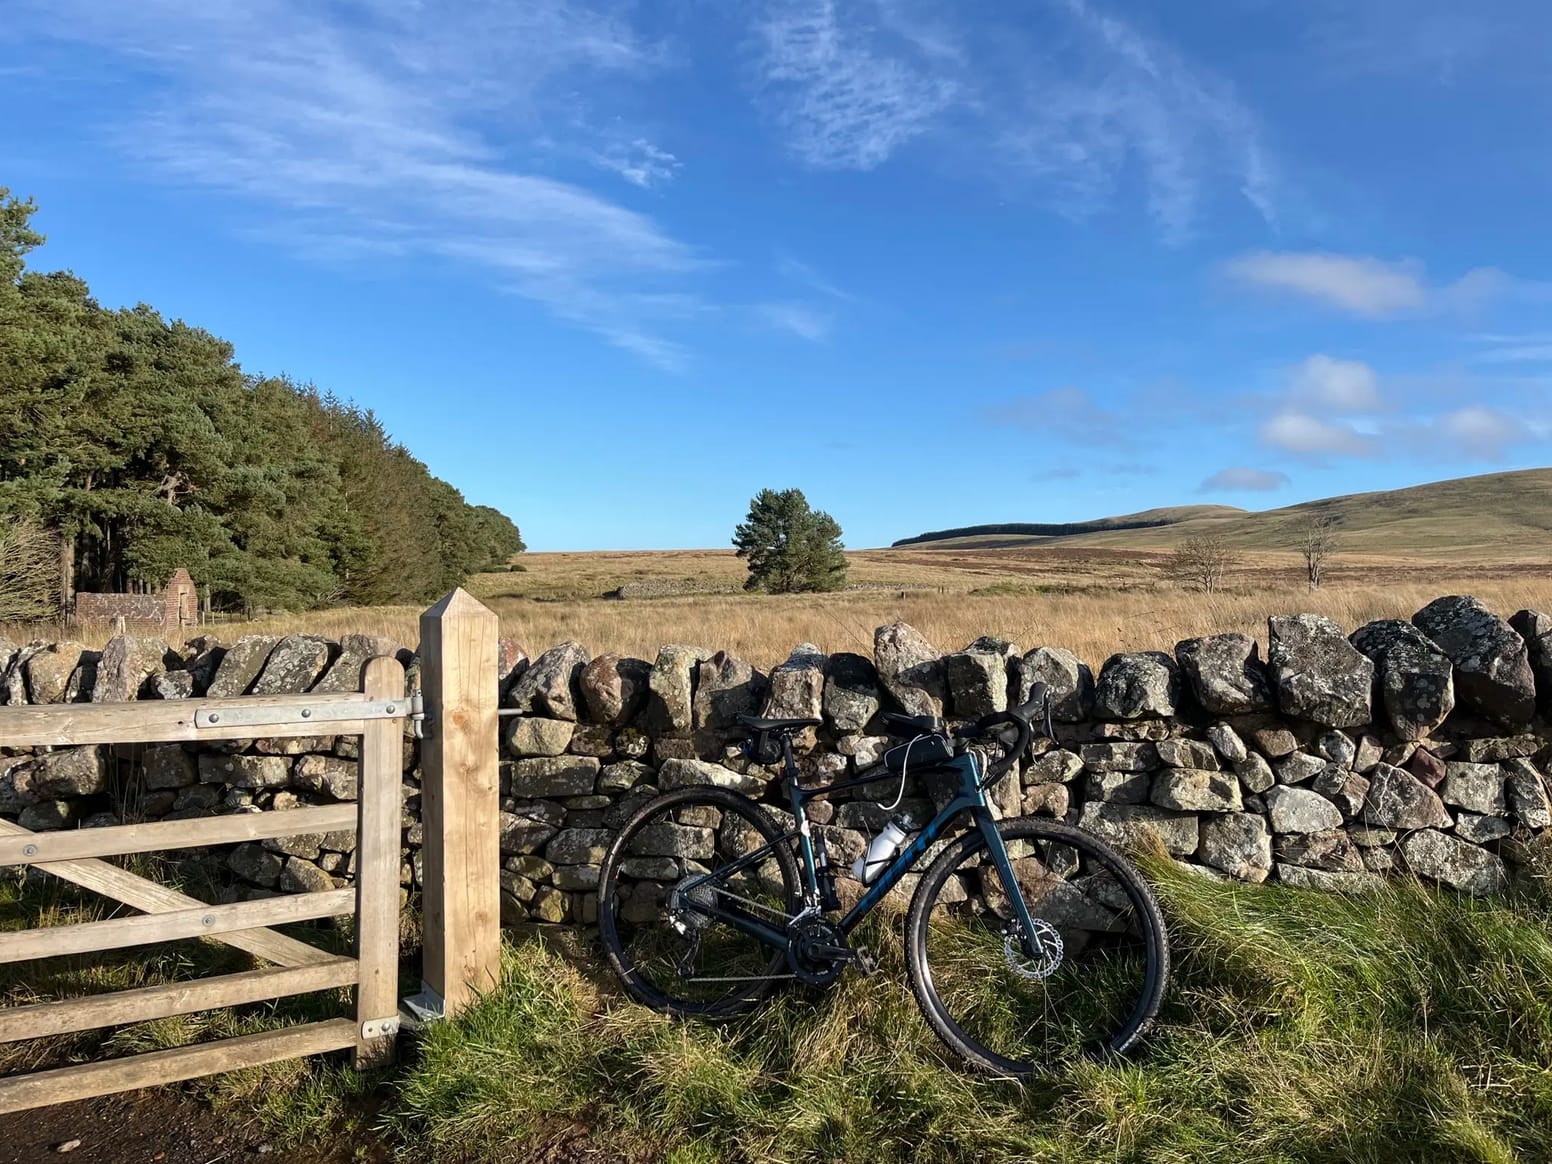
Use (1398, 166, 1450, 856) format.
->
(851, 814, 916, 885)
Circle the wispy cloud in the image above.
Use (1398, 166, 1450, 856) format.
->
(982, 387, 1129, 446)
(12, 0, 707, 368)
(776, 254, 857, 303)
(1199, 466, 1290, 493)
(754, 302, 833, 342)
(751, 0, 1276, 239)
(593, 139, 682, 188)
(1224, 251, 1510, 318)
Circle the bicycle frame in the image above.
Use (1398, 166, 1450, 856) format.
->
(680, 739, 1044, 959)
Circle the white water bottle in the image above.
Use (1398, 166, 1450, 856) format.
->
(852, 817, 912, 885)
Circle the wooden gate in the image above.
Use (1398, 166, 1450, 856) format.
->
(0, 656, 407, 1115)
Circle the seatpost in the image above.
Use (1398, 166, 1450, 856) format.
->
(780, 733, 800, 780)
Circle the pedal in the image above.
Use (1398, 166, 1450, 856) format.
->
(854, 947, 879, 977)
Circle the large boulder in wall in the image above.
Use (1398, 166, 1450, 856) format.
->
(1266, 615, 1372, 728)
(874, 622, 946, 718)
(1413, 596, 1535, 728)
(1349, 619, 1454, 741)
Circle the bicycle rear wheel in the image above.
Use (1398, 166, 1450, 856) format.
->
(597, 786, 802, 1019)
(906, 818, 1168, 1077)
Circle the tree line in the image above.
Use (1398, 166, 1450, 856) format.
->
(0, 189, 523, 615)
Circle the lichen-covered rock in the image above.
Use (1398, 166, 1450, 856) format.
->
(1362, 763, 1451, 829)
(1155, 739, 1220, 770)
(1458, 736, 1540, 764)
(229, 843, 284, 888)
(280, 856, 335, 894)
(545, 828, 612, 866)
(24, 643, 86, 704)
(580, 653, 652, 727)
(1026, 748, 1084, 784)
(314, 634, 406, 694)
(874, 622, 946, 718)
(1349, 619, 1455, 740)
(1413, 595, 1535, 727)
(763, 643, 827, 723)
(1505, 758, 1552, 829)
(658, 757, 764, 796)
(1076, 802, 1199, 855)
(1276, 829, 1363, 872)
(1400, 829, 1507, 896)
(946, 646, 1011, 719)
(293, 755, 358, 800)
(1312, 765, 1370, 818)
(1174, 634, 1272, 714)
(1022, 783, 1070, 817)
(92, 635, 174, 702)
(500, 813, 558, 856)
(25, 747, 107, 799)
(1250, 727, 1300, 758)
(644, 644, 712, 735)
(1264, 785, 1343, 834)
(1014, 647, 1094, 722)
(251, 634, 333, 695)
(1315, 731, 1357, 767)
(598, 760, 654, 794)
(1455, 813, 1513, 844)
(199, 754, 290, 790)
(692, 651, 768, 736)
(1085, 768, 1152, 804)
(1274, 751, 1327, 785)
(149, 670, 196, 700)
(505, 717, 575, 758)
(1234, 753, 1276, 794)
(1093, 652, 1180, 720)
(506, 756, 600, 798)
(1151, 769, 1242, 813)
(824, 652, 883, 734)
(1081, 742, 1158, 772)
(207, 636, 280, 698)
(1199, 812, 1272, 882)
(1509, 608, 1552, 714)
(1442, 763, 1506, 815)
(1208, 724, 1249, 764)
(142, 744, 197, 790)
(1276, 864, 1382, 893)
(1353, 734, 1383, 773)
(1267, 615, 1373, 728)
(509, 642, 590, 722)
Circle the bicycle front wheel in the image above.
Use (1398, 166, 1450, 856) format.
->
(598, 785, 802, 1019)
(906, 818, 1168, 1077)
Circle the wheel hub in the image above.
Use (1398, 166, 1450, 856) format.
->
(1004, 917, 1064, 980)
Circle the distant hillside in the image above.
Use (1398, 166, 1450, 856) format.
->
(894, 469, 1552, 562)
(892, 506, 1243, 547)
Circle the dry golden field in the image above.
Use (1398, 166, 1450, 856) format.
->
(25, 544, 1546, 670)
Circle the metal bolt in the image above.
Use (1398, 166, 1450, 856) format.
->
(22, 844, 37, 857)
(386, 704, 397, 715)
(202, 914, 216, 927)
(208, 712, 220, 724)
(301, 708, 312, 719)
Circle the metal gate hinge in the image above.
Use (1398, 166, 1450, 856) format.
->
(195, 697, 413, 731)
(361, 1016, 400, 1040)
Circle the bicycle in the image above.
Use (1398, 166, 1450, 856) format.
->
(596, 686, 1170, 1078)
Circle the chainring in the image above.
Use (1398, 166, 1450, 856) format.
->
(786, 916, 851, 986)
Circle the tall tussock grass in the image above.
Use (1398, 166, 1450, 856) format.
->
(392, 869, 1552, 1163)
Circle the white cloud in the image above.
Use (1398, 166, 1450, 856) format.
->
(12, 0, 706, 368)
(1289, 354, 1383, 413)
(1199, 466, 1290, 493)
(1436, 405, 1526, 460)
(593, 139, 681, 188)
(1259, 412, 1378, 459)
(1224, 251, 1511, 318)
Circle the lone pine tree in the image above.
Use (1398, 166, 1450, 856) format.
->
(732, 488, 848, 594)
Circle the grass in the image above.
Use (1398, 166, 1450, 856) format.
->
(390, 862, 1552, 1164)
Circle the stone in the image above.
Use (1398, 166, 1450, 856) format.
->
(1274, 752, 1328, 785)
(1505, 759, 1552, 830)
(509, 641, 590, 721)
(1408, 747, 1448, 789)
(658, 757, 765, 796)
(1234, 753, 1276, 794)
(1250, 728, 1300, 759)
(1080, 742, 1159, 772)
(1014, 647, 1095, 722)
(1151, 769, 1242, 813)
(874, 622, 947, 718)
(1266, 614, 1373, 728)
(1077, 802, 1199, 856)
(27, 747, 107, 798)
(199, 753, 290, 790)
(313, 633, 406, 694)
(1199, 812, 1272, 882)
(1458, 736, 1541, 764)
(1093, 652, 1179, 720)
(293, 755, 358, 800)
(1361, 847, 1396, 874)
(207, 636, 280, 698)
(142, 744, 196, 790)
(149, 670, 197, 700)
(280, 857, 335, 894)
(1414, 595, 1535, 727)
(174, 785, 221, 812)
(1348, 827, 1397, 847)
(692, 651, 768, 735)
(598, 760, 654, 794)
(1174, 634, 1272, 714)
(499, 813, 558, 855)
(566, 724, 613, 757)
(1315, 731, 1357, 767)
(644, 644, 712, 735)
(1085, 769, 1152, 804)
(264, 831, 325, 860)
(1400, 829, 1508, 896)
(1156, 739, 1220, 770)
(1025, 748, 1084, 784)
(579, 653, 652, 727)
(1455, 813, 1513, 844)
(24, 643, 86, 704)
(824, 652, 883, 734)
(92, 635, 174, 702)
(504, 717, 575, 758)
(1208, 724, 1249, 764)
(1022, 783, 1070, 817)
(1362, 763, 1452, 830)
(1313, 765, 1370, 818)
(1264, 785, 1343, 834)
(532, 886, 568, 923)
(229, 843, 284, 888)
(1442, 763, 1507, 816)
(506, 756, 600, 798)
(946, 649, 1010, 719)
(838, 735, 890, 767)
(1509, 608, 1552, 714)
(18, 801, 73, 831)
(765, 643, 827, 722)
(628, 821, 714, 860)
(1276, 829, 1363, 872)
(1350, 619, 1455, 741)
(1354, 735, 1383, 774)
(1276, 865, 1382, 893)
(553, 865, 601, 891)
(251, 634, 333, 695)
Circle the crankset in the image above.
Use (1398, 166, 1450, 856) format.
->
(786, 916, 852, 987)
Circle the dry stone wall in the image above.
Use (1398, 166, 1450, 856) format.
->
(5, 593, 1552, 925)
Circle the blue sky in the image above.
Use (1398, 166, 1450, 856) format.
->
(3, 1, 1551, 550)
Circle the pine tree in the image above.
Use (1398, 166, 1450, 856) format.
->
(732, 488, 848, 593)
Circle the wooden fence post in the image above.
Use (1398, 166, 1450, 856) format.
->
(418, 588, 501, 1018)
(355, 655, 405, 1068)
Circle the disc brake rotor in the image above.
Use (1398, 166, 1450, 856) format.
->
(1004, 917, 1065, 980)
